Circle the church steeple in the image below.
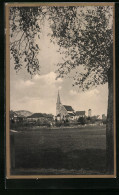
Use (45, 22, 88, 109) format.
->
(56, 90, 61, 116)
(57, 90, 61, 104)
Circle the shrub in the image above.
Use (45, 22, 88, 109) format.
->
(65, 119, 69, 123)
(78, 117, 86, 125)
(63, 122, 70, 126)
(55, 121, 62, 127)
(103, 120, 107, 124)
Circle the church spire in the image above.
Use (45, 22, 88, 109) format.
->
(57, 90, 61, 104)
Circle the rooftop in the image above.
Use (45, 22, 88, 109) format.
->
(27, 113, 53, 118)
(76, 111, 85, 116)
(63, 105, 74, 111)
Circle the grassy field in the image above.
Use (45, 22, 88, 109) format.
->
(10, 125, 107, 175)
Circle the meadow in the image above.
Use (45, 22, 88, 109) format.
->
(10, 125, 107, 175)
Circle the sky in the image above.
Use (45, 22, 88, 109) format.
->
(10, 6, 111, 117)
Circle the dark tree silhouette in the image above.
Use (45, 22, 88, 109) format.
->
(10, 7, 47, 75)
(9, 5, 114, 173)
(49, 6, 114, 174)
(78, 117, 86, 125)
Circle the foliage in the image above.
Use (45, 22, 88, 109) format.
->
(90, 116, 99, 123)
(87, 116, 91, 121)
(10, 120, 33, 130)
(49, 6, 113, 90)
(55, 121, 62, 127)
(65, 118, 69, 123)
(10, 6, 113, 89)
(77, 117, 86, 125)
(36, 118, 51, 127)
(10, 7, 47, 75)
(103, 119, 107, 124)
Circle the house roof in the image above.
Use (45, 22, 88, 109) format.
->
(76, 111, 85, 116)
(63, 105, 74, 111)
(27, 113, 53, 118)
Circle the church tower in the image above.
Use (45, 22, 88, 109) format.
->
(88, 109, 92, 117)
(56, 91, 61, 116)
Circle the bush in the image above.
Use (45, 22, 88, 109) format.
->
(102, 120, 107, 124)
(63, 122, 70, 126)
(35, 119, 51, 127)
(55, 122, 62, 127)
(65, 119, 69, 123)
(87, 117, 91, 121)
(10, 121, 35, 130)
(77, 117, 86, 125)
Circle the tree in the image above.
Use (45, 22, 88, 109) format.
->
(9, 5, 114, 173)
(78, 117, 86, 125)
(49, 6, 114, 173)
(10, 7, 47, 75)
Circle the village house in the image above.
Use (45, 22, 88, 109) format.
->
(27, 113, 54, 123)
(75, 111, 86, 120)
(10, 110, 25, 123)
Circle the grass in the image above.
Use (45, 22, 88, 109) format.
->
(10, 125, 107, 175)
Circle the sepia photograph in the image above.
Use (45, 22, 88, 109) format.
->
(6, 2, 116, 178)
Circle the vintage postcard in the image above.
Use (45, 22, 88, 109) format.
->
(5, 2, 116, 179)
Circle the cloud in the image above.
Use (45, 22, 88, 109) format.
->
(33, 72, 63, 85)
(10, 71, 64, 114)
(33, 74, 40, 80)
(86, 89, 99, 97)
(24, 80, 34, 86)
(14, 80, 34, 89)
(70, 89, 78, 96)
(69, 88, 99, 97)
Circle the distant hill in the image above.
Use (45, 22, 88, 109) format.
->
(10, 110, 19, 118)
(14, 110, 33, 117)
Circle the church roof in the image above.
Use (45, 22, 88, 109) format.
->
(76, 111, 85, 116)
(63, 105, 74, 111)
(68, 113, 75, 116)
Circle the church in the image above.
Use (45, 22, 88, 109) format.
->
(56, 91, 76, 120)
(56, 91, 87, 121)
